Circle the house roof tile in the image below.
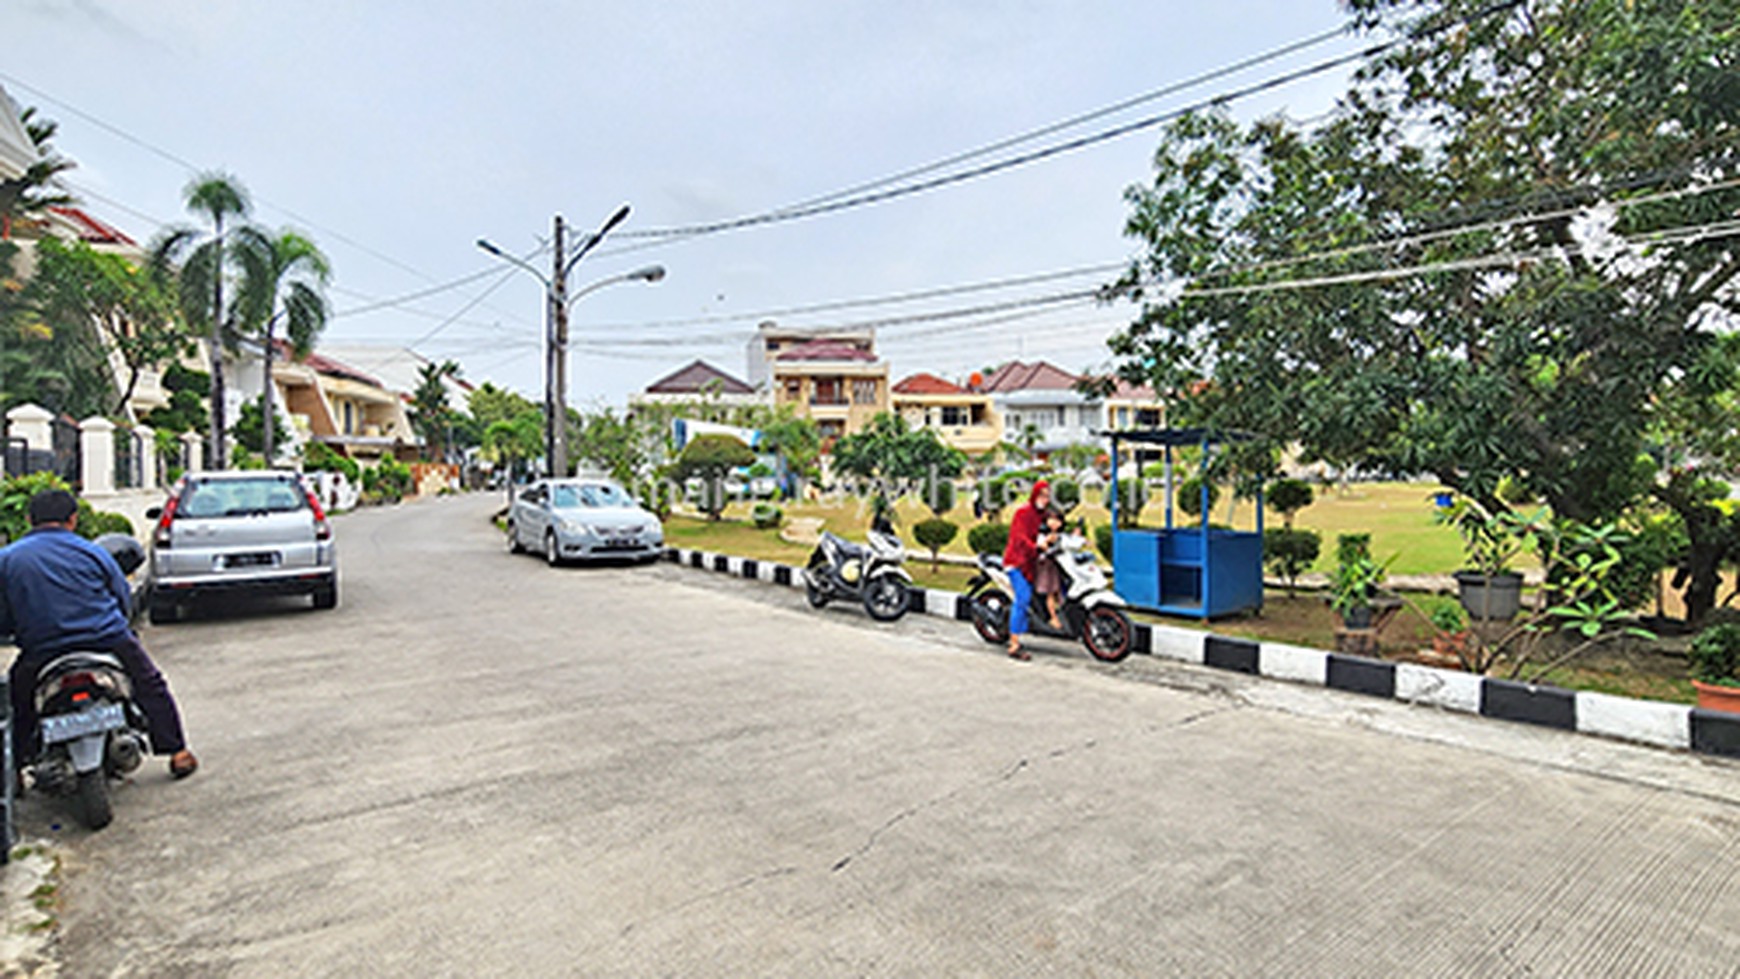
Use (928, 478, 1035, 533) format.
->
(644, 359, 756, 395)
(892, 372, 965, 395)
(981, 360, 1081, 392)
(775, 338, 876, 362)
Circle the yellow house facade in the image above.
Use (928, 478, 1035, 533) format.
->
(891, 373, 1002, 454)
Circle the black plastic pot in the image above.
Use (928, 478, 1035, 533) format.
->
(1454, 571, 1523, 621)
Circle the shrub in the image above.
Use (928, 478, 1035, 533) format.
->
(1177, 473, 1220, 519)
(913, 517, 959, 570)
(1051, 478, 1081, 514)
(1690, 623, 1740, 687)
(303, 441, 361, 485)
(922, 473, 957, 517)
(82, 510, 136, 538)
(1262, 527, 1321, 594)
(362, 457, 414, 503)
(1094, 523, 1115, 561)
(751, 502, 783, 530)
(1267, 478, 1314, 527)
(1, 472, 135, 543)
(967, 522, 1010, 557)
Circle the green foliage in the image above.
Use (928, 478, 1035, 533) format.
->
(572, 407, 649, 486)
(1329, 544, 1387, 617)
(1094, 522, 1115, 561)
(1107, 0, 1740, 531)
(1, 472, 132, 543)
(1437, 497, 1545, 578)
(232, 396, 289, 456)
(967, 522, 1010, 557)
(832, 413, 965, 491)
(1176, 473, 1219, 520)
(362, 456, 413, 502)
(1051, 478, 1081, 514)
(1689, 623, 1740, 687)
(747, 462, 774, 480)
(676, 435, 754, 520)
(1429, 602, 1467, 635)
(913, 517, 959, 569)
(751, 502, 783, 530)
(302, 440, 360, 484)
(141, 363, 209, 436)
(1267, 478, 1314, 527)
(921, 472, 957, 517)
(1263, 527, 1321, 595)
(409, 360, 462, 462)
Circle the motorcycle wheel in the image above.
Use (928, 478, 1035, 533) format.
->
(1083, 606, 1135, 663)
(971, 591, 1012, 645)
(74, 770, 113, 831)
(864, 577, 910, 621)
(805, 578, 830, 608)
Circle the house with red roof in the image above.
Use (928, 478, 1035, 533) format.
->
(222, 339, 418, 465)
(891, 372, 1003, 454)
(768, 334, 890, 443)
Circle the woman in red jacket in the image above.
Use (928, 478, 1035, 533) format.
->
(1001, 480, 1051, 660)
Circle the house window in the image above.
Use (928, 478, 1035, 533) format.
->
(1056, 407, 1066, 428)
(342, 401, 355, 435)
(853, 380, 878, 405)
(940, 405, 966, 426)
(784, 378, 802, 401)
(813, 378, 844, 405)
(1137, 408, 1162, 427)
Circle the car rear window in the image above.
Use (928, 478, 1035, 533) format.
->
(179, 477, 307, 518)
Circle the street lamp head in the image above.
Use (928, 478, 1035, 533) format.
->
(632, 265, 667, 283)
(475, 238, 504, 257)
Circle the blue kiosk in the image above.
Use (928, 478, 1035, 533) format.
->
(1108, 428, 1265, 620)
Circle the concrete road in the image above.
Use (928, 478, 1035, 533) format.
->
(25, 494, 1740, 976)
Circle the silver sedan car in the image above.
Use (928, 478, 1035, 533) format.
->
(506, 479, 665, 565)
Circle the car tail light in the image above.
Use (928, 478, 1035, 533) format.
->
(306, 487, 332, 542)
(153, 493, 180, 549)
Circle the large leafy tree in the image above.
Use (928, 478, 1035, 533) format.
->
(232, 227, 330, 464)
(832, 412, 966, 490)
(149, 173, 255, 470)
(1108, 0, 1738, 539)
(29, 237, 184, 416)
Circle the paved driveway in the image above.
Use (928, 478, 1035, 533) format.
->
(22, 494, 1740, 976)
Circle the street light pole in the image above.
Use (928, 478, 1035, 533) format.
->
(477, 203, 659, 479)
(551, 215, 567, 477)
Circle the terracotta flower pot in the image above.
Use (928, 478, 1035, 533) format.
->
(1692, 680, 1740, 714)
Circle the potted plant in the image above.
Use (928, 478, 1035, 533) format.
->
(1328, 534, 1388, 629)
(1428, 602, 1469, 664)
(1438, 497, 1536, 621)
(1689, 622, 1740, 714)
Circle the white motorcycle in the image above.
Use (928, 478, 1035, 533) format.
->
(803, 515, 913, 621)
(966, 530, 1134, 661)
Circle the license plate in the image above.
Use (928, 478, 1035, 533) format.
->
(41, 703, 126, 744)
(222, 552, 278, 569)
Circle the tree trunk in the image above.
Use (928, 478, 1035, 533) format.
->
(262, 317, 276, 465)
(209, 214, 227, 470)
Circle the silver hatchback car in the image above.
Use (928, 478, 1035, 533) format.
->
(146, 470, 338, 622)
(506, 479, 664, 565)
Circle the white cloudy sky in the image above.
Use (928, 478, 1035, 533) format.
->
(8, 1, 1362, 406)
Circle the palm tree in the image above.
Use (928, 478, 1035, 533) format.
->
(0, 106, 75, 239)
(410, 359, 462, 463)
(149, 173, 253, 469)
(233, 227, 330, 464)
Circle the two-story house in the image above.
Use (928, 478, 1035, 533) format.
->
(746, 322, 876, 391)
(769, 338, 889, 444)
(891, 372, 1002, 455)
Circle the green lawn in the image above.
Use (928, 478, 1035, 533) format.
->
(687, 480, 1469, 577)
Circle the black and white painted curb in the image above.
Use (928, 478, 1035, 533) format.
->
(664, 547, 1740, 762)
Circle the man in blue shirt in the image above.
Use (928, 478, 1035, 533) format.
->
(0, 490, 197, 781)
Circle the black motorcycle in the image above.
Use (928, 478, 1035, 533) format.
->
(15, 534, 154, 830)
(803, 515, 913, 621)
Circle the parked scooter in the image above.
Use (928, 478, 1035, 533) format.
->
(803, 515, 913, 621)
(966, 528, 1135, 661)
(16, 534, 153, 830)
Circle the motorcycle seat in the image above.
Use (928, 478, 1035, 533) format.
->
(980, 554, 1005, 571)
(36, 651, 125, 681)
(821, 532, 866, 561)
